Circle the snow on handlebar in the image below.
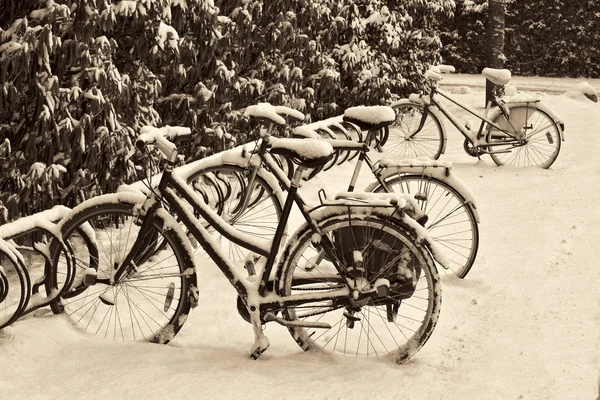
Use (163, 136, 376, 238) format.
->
(244, 103, 305, 125)
(136, 125, 192, 160)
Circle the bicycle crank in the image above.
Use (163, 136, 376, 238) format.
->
(463, 139, 486, 157)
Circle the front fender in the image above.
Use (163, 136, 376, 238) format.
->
(389, 98, 448, 155)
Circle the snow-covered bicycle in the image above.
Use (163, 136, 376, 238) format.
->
(49, 106, 447, 364)
(185, 104, 479, 278)
(386, 66, 565, 168)
(0, 206, 76, 329)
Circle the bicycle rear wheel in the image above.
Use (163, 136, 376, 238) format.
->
(49, 202, 196, 343)
(0, 244, 31, 329)
(186, 164, 283, 262)
(488, 105, 561, 168)
(276, 213, 441, 364)
(385, 103, 445, 160)
(371, 175, 479, 278)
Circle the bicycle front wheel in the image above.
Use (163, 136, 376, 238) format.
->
(276, 213, 441, 364)
(372, 175, 479, 278)
(385, 103, 445, 160)
(49, 202, 195, 343)
(488, 105, 561, 168)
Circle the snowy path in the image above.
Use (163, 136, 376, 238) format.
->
(1, 81, 599, 399)
(441, 72, 600, 95)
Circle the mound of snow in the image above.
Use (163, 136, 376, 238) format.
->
(438, 65, 456, 74)
(451, 86, 472, 95)
(504, 84, 518, 96)
(564, 81, 598, 102)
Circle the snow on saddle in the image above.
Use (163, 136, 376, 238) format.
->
(268, 137, 335, 169)
(342, 105, 396, 132)
(482, 67, 512, 86)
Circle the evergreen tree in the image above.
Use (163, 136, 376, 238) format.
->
(439, 0, 600, 78)
(0, 0, 453, 220)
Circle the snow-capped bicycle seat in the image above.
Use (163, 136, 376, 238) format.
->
(342, 106, 396, 132)
(268, 137, 335, 169)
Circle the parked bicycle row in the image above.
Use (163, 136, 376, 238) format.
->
(0, 104, 474, 365)
(0, 65, 565, 365)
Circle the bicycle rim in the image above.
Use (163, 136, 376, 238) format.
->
(50, 204, 192, 342)
(277, 215, 441, 364)
(373, 175, 479, 278)
(384, 104, 444, 160)
(488, 106, 561, 168)
(0, 251, 30, 329)
(187, 164, 283, 262)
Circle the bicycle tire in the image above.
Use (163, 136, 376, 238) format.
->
(371, 175, 479, 278)
(48, 200, 196, 343)
(315, 128, 340, 172)
(0, 242, 31, 329)
(328, 125, 352, 165)
(386, 103, 445, 160)
(341, 121, 364, 162)
(186, 164, 283, 262)
(488, 105, 561, 169)
(276, 211, 441, 364)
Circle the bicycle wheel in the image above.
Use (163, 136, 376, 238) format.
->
(187, 164, 283, 262)
(341, 121, 363, 162)
(488, 105, 561, 168)
(49, 202, 195, 343)
(316, 128, 339, 172)
(372, 175, 479, 278)
(0, 244, 31, 329)
(385, 103, 445, 160)
(276, 213, 441, 364)
(328, 125, 352, 165)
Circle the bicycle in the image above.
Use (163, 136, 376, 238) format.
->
(49, 106, 446, 364)
(185, 104, 479, 278)
(0, 205, 75, 329)
(385, 66, 565, 168)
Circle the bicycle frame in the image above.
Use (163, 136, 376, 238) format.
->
(415, 85, 525, 148)
(112, 142, 377, 315)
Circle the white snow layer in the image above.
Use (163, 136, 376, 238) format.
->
(244, 103, 304, 125)
(343, 106, 395, 125)
(482, 67, 512, 86)
(1, 79, 599, 400)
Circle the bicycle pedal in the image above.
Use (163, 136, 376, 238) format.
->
(99, 292, 115, 306)
(386, 302, 400, 322)
(343, 311, 361, 322)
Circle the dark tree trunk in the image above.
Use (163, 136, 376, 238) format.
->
(486, 0, 506, 106)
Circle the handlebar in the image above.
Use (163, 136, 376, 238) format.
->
(244, 103, 305, 125)
(136, 125, 192, 161)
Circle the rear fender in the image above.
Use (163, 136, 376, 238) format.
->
(364, 170, 480, 223)
(489, 101, 565, 141)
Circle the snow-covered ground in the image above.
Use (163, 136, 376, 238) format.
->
(1, 76, 599, 399)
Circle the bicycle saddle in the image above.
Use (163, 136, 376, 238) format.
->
(342, 106, 395, 131)
(482, 67, 511, 86)
(268, 137, 335, 168)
